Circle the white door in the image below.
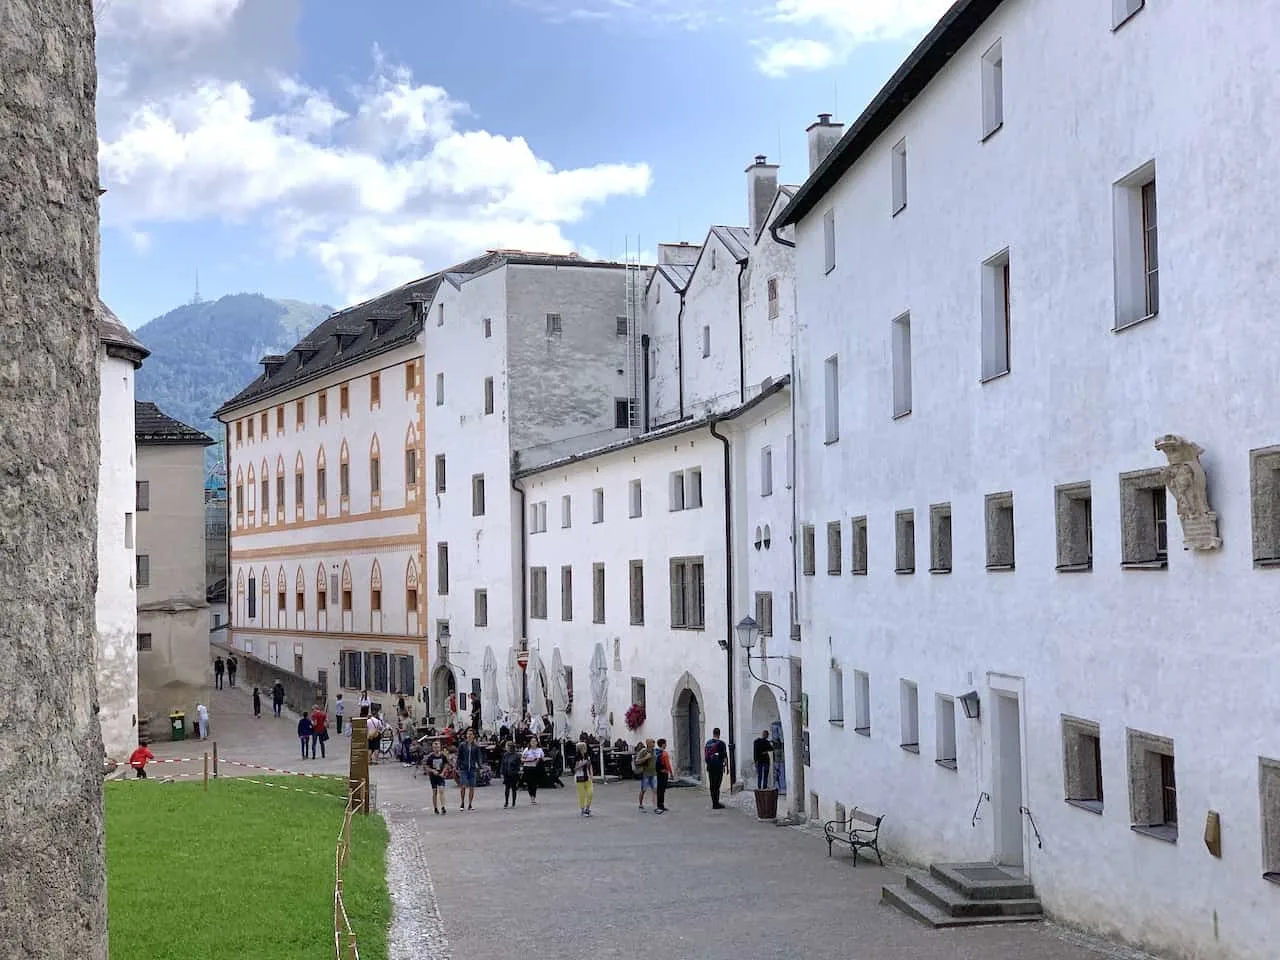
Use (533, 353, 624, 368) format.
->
(993, 692, 1025, 867)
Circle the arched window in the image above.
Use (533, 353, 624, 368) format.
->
(316, 563, 329, 611)
(316, 446, 328, 518)
(404, 424, 420, 505)
(260, 459, 270, 525)
(260, 566, 271, 628)
(275, 456, 286, 523)
(234, 467, 245, 527)
(369, 434, 382, 511)
(246, 462, 257, 525)
(276, 565, 287, 619)
(338, 439, 351, 516)
(294, 452, 305, 521)
(295, 566, 306, 622)
(406, 557, 420, 635)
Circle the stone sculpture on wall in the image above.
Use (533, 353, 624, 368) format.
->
(1154, 434, 1222, 551)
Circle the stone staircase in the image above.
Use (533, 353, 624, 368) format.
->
(882, 862, 1043, 928)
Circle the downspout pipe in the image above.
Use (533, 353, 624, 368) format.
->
(640, 333, 651, 433)
(511, 470, 528, 650)
(708, 417, 737, 786)
(676, 291, 687, 420)
(736, 260, 748, 403)
(769, 223, 796, 249)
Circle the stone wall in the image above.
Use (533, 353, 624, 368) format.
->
(211, 642, 326, 716)
(0, 1, 108, 957)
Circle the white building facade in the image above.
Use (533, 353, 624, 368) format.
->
(776, 1, 1280, 957)
(96, 302, 148, 762)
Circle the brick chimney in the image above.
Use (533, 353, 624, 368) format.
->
(806, 113, 844, 175)
(746, 154, 780, 239)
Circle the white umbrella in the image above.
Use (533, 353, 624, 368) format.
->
(526, 648, 547, 726)
(550, 647, 569, 739)
(590, 642, 609, 740)
(504, 647, 520, 726)
(481, 646, 500, 735)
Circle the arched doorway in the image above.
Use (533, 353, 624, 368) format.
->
(671, 671, 705, 778)
(430, 665, 456, 724)
(751, 685, 785, 794)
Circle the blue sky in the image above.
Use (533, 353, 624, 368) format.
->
(95, 0, 953, 327)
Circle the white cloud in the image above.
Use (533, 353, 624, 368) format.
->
(126, 229, 151, 254)
(96, 0, 244, 37)
(756, 0, 954, 76)
(513, 0, 728, 30)
(98, 52, 652, 303)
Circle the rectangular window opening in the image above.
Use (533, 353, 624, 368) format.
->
(891, 312, 912, 418)
(823, 355, 840, 443)
(895, 510, 915, 574)
(1120, 469, 1169, 568)
(929, 503, 952, 573)
(826, 521, 842, 575)
(936, 695, 957, 769)
(1055, 483, 1093, 571)
(985, 491, 1015, 570)
(981, 250, 1012, 380)
(981, 39, 1004, 138)
(899, 680, 920, 752)
(560, 565, 573, 621)
(891, 138, 908, 214)
(853, 671, 870, 735)
(1063, 716, 1104, 813)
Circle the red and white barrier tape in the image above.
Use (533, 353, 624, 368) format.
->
(238, 777, 347, 800)
(218, 758, 345, 780)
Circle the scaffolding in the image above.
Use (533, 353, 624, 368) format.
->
(623, 237, 644, 434)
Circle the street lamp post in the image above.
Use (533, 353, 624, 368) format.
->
(516, 640, 529, 719)
(736, 614, 790, 703)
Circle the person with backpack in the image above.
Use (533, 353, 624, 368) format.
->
(654, 737, 673, 814)
(213, 655, 225, 690)
(635, 739, 656, 812)
(296, 711, 313, 760)
(500, 741, 522, 808)
(704, 727, 729, 809)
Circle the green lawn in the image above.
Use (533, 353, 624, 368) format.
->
(106, 777, 390, 960)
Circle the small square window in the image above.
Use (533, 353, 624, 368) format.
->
(936, 695, 957, 769)
(1127, 729, 1177, 842)
(891, 138, 907, 214)
(616, 316, 629, 337)
(136, 632, 152, 651)
(985, 491, 1015, 570)
(851, 516, 868, 575)
(546, 313, 562, 337)
(853, 671, 870, 735)
(474, 589, 488, 627)
(894, 510, 915, 574)
(826, 521, 842, 575)
(981, 39, 1004, 138)
(1055, 483, 1093, 571)
(1063, 716, 1104, 813)
(1249, 445, 1280, 565)
(1120, 469, 1168, 568)
(801, 524, 816, 576)
(899, 680, 919, 752)
(929, 503, 952, 573)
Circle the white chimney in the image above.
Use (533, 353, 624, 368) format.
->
(657, 242, 701, 266)
(806, 113, 844, 175)
(745, 154, 780, 239)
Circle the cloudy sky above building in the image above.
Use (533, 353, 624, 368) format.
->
(95, 0, 951, 324)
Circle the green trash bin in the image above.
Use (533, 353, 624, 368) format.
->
(169, 711, 186, 742)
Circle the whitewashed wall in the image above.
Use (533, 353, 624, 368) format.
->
(680, 231, 745, 419)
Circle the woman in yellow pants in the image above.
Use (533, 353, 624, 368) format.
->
(574, 741, 594, 817)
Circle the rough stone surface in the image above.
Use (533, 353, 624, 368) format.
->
(0, 1, 107, 957)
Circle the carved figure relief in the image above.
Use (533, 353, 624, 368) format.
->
(1154, 434, 1222, 551)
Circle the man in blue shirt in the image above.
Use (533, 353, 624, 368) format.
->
(457, 728, 483, 811)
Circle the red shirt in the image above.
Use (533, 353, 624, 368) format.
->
(310, 710, 327, 734)
(128, 746, 155, 769)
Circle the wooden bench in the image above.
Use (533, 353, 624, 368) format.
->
(823, 807, 884, 866)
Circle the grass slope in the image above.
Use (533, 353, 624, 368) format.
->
(106, 777, 389, 960)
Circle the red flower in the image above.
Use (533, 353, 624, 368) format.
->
(624, 703, 646, 731)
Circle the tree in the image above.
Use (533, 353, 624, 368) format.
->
(0, 1, 107, 958)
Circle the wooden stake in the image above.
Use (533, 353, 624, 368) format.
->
(212, 741, 219, 778)
(203, 752, 209, 791)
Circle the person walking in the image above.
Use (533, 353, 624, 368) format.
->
(366, 713, 383, 764)
(297, 711, 313, 760)
(128, 741, 156, 779)
(310, 704, 328, 759)
(704, 727, 729, 809)
(655, 737, 673, 814)
(456, 729, 482, 811)
(424, 740, 449, 815)
(521, 736, 545, 804)
(358, 690, 371, 718)
(213, 656, 225, 690)
(334, 693, 345, 736)
(227, 655, 238, 688)
(636, 738, 656, 811)
(573, 741, 594, 816)
(500, 741, 521, 808)
(271, 680, 285, 718)
(252, 686, 262, 719)
(753, 729, 773, 790)
(196, 702, 210, 741)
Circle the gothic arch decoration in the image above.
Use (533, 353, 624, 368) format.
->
(405, 423, 420, 504)
(369, 433, 382, 509)
(370, 559, 383, 629)
(406, 556, 419, 592)
(405, 557, 420, 633)
(246, 462, 257, 524)
(276, 564, 287, 597)
(338, 439, 351, 515)
(260, 565, 271, 628)
(370, 558, 383, 592)
(316, 445, 328, 516)
(316, 562, 327, 600)
(275, 455, 286, 521)
(260, 458, 271, 523)
(294, 452, 305, 520)
(236, 568, 245, 624)
(341, 561, 353, 594)
(295, 565, 306, 595)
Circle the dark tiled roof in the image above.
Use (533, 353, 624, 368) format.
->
(98, 300, 149, 367)
(776, 0, 1003, 229)
(710, 225, 751, 263)
(215, 250, 627, 416)
(135, 401, 216, 446)
(654, 263, 695, 292)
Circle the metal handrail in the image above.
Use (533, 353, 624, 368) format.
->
(971, 791, 990, 828)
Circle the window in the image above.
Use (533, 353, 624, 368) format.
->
(136, 480, 150, 511)
(530, 568, 548, 618)
(826, 521, 842, 575)
(981, 250, 1012, 379)
(1063, 716, 1104, 813)
(483, 377, 494, 415)
(628, 479, 642, 518)
(296, 400, 304, 427)
(339, 462, 350, 500)
(339, 384, 349, 415)
(247, 417, 254, 440)
(592, 487, 604, 523)
(136, 632, 152, 652)
(891, 312, 911, 417)
(760, 446, 773, 496)
(528, 501, 547, 534)
(1113, 0, 1144, 29)
(823, 355, 839, 443)
(247, 573, 256, 617)
(472, 474, 486, 517)
(851, 516, 868, 575)
(592, 563, 606, 624)
(317, 583, 326, 610)
(669, 557, 705, 629)
(853, 671, 871, 735)
(754, 591, 773, 637)
(629, 560, 644, 625)
(404, 363, 416, 391)
(670, 471, 685, 511)
(900, 680, 920, 752)
(236, 421, 243, 443)
(296, 589, 305, 612)
(936, 696, 958, 769)
(785, 433, 794, 489)
(1251, 446, 1280, 565)
(435, 372, 445, 406)
(981, 40, 1004, 138)
(985, 492, 1015, 570)
(370, 374, 380, 406)
(685, 469, 702, 508)
(829, 665, 844, 723)
(767, 277, 779, 319)
(276, 474, 285, 513)
(434, 454, 446, 494)
(929, 503, 952, 573)
(406, 586, 418, 613)
(261, 477, 270, 514)
(341, 588, 352, 611)
(437, 302, 445, 326)
(235, 483, 244, 517)
(801, 524, 815, 576)
(701, 325, 710, 358)
(483, 317, 492, 338)
(631, 678, 647, 711)
(616, 316, 628, 337)
(614, 398, 634, 429)
(1261, 758, 1280, 880)
(560, 494, 572, 529)
(895, 510, 915, 574)
(277, 588, 286, 612)
(370, 651, 390, 692)
(1128, 729, 1177, 841)
(275, 406, 284, 433)
(317, 466, 327, 504)
(546, 313, 562, 337)
(1055, 483, 1093, 571)
(124, 512, 134, 549)
(136, 554, 150, 587)
(437, 542, 449, 595)
(560, 565, 573, 621)
(1120, 469, 1169, 567)
(370, 457, 380, 497)
(891, 138, 907, 214)
(823, 208, 836, 274)
(405, 449, 417, 487)
(340, 650, 363, 689)
(1114, 162, 1158, 329)
(294, 473, 304, 511)
(474, 589, 488, 627)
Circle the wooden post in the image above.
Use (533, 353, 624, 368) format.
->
(203, 752, 209, 791)
(212, 741, 219, 778)
(348, 717, 369, 815)
(346, 932, 357, 959)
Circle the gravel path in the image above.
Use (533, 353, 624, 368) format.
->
(384, 801, 451, 960)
